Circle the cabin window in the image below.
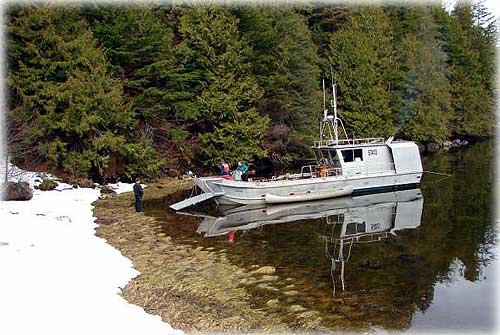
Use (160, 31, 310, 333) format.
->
(321, 150, 337, 165)
(346, 222, 366, 235)
(341, 149, 363, 162)
(315, 149, 338, 165)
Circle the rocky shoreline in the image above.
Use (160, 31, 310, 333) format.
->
(93, 177, 336, 333)
(417, 138, 471, 153)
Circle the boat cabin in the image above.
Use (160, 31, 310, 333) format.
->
(308, 137, 422, 178)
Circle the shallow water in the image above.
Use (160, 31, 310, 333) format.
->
(145, 140, 496, 332)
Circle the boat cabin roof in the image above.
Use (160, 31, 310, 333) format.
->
(312, 137, 386, 149)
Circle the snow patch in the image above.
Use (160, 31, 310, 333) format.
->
(107, 181, 146, 194)
(0, 169, 182, 335)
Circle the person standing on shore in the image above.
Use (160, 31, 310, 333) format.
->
(133, 179, 143, 213)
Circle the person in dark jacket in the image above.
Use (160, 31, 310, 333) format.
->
(133, 179, 143, 213)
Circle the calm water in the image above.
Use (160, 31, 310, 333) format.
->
(145, 140, 496, 332)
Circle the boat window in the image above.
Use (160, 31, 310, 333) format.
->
(318, 150, 325, 164)
(341, 149, 363, 162)
(321, 149, 337, 165)
(346, 222, 366, 235)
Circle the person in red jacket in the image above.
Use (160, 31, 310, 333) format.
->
(220, 159, 230, 176)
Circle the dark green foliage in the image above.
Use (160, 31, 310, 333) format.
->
(329, 7, 396, 138)
(397, 6, 453, 142)
(445, 0, 495, 138)
(7, 5, 160, 181)
(88, 5, 181, 120)
(36, 179, 58, 191)
(6, 2, 496, 178)
(236, 6, 322, 163)
(176, 5, 269, 167)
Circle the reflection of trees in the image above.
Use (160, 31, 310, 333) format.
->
(217, 142, 495, 330)
(156, 141, 494, 331)
(421, 141, 495, 282)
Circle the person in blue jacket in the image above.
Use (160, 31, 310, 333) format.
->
(236, 161, 249, 181)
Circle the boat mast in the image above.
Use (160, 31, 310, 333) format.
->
(321, 79, 327, 141)
(332, 81, 339, 145)
(319, 73, 349, 145)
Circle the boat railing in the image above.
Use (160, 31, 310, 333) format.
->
(261, 162, 395, 182)
(313, 137, 385, 148)
(319, 231, 389, 243)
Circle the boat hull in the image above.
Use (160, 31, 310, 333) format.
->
(193, 172, 422, 205)
(264, 186, 353, 204)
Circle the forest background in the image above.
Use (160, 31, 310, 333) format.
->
(5, 0, 497, 182)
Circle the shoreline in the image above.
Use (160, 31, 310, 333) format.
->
(93, 177, 331, 333)
(94, 177, 290, 332)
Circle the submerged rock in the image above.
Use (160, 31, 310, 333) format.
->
(258, 275, 279, 283)
(252, 265, 276, 275)
(256, 283, 279, 291)
(283, 290, 299, 296)
(298, 310, 320, 319)
(266, 299, 279, 307)
(4, 181, 33, 201)
(289, 305, 306, 313)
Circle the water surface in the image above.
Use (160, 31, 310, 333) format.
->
(145, 140, 496, 332)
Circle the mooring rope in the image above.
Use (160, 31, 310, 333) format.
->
(423, 170, 452, 177)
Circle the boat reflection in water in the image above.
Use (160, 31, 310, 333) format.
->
(178, 188, 423, 295)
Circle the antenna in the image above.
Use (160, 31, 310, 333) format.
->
(322, 78, 326, 113)
(330, 67, 339, 144)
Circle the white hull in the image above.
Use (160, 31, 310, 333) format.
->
(193, 171, 422, 206)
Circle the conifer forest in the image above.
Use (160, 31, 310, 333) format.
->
(6, 1, 497, 181)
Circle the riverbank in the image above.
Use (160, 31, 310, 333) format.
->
(93, 177, 335, 333)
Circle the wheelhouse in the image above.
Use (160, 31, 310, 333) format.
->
(311, 138, 396, 177)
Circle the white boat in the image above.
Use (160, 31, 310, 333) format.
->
(171, 80, 423, 210)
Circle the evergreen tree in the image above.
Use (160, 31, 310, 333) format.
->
(88, 5, 182, 120)
(176, 5, 269, 167)
(446, 0, 495, 137)
(5, 2, 496, 178)
(328, 6, 396, 138)
(398, 6, 453, 142)
(236, 6, 322, 163)
(7, 5, 161, 180)
(87, 4, 193, 171)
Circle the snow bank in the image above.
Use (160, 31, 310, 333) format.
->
(107, 181, 147, 194)
(0, 177, 182, 335)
